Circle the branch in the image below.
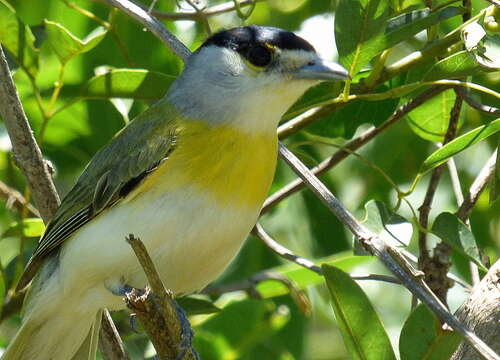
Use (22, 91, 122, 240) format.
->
(417, 94, 462, 304)
(451, 259, 500, 360)
(0, 45, 60, 223)
(0, 180, 39, 217)
(99, 311, 130, 360)
(456, 150, 498, 221)
(278, 142, 500, 360)
(0, 44, 127, 360)
(102, 0, 191, 61)
(125, 234, 198, 360)
(262, 86, 448, 214)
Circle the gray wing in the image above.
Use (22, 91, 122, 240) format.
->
(17, 100, 180, 290)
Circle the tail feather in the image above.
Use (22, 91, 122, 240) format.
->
(2, 262, 102, 360)
(71, 309, 103, 360)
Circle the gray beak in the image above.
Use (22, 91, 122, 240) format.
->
(294, 59, 350, 81)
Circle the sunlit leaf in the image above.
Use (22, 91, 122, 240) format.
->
(420, 118, 500, 173)
(432, 212, 487, 271)
(423, 51, 484, 81)
(323, 264, 396, 360)
(307, 96, 399, 139)
(359, 200, 412, 252)
(335, 0, 389, 76)
(463, 21, 500, 70)
(44, 20, 107, 64)
(406, 89, 457, 142)
(386, 7, 466, 49)
(0, 1, 38, 76)
(400, 303, 462, 360)
(2, 218, 45, 238)
(81, 69, 175, 100)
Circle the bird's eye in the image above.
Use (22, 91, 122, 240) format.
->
(247, 45, 272, 67)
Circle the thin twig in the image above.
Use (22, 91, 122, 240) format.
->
(457, 150, 498, 221)
(278, 142, 500, 360)
(148, 0, 265, 21)
(253, 223, 322, 274)
(417, 94, 462, 304)
(102, 0, 191, 61)
(262, 86, 448, 214)
(455, 87, 500, 117)
(0, 180, 39, 217)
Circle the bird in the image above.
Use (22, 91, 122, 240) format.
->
(2, 25, 349, 360)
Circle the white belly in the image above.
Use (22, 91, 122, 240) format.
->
(57, 184, 260, 312)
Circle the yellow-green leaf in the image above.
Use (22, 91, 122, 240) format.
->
(44, 20, 107, 64)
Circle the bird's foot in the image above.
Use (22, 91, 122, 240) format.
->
(174, 299, 200, 360)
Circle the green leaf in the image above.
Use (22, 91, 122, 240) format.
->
(491, 135, 500, 203)
(463, 21, 500, 70)
(420, 118, 500, 174)
(81, 69, 175, 100)
(335, 0, 389, 77)
(2, 218, 45, 238)
(359, 200, 412, 253)
(432, 212, 487, 271)
(284, 82, 343, 120)
(0, 1, 38, 77)
(194, 299, 290, 360)
(423, 51, 484, 81)
(256, 252, 372, 299)
(386, 7, 466, 49)
(307, 95, 399, 139)
(400, 303, 462, 360)
(407, 89, 457, 142)
(44, 20, 107, 64)
(322, 264, 396, 360)
(176, 296, 220, 316)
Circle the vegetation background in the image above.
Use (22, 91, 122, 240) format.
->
(0, 0, 498, 359)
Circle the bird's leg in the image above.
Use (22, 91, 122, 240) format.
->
(173, 299, 200, 360)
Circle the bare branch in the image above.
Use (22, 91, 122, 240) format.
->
(417, 95, 462, 304)
(0, 45, 60, 223)
(278, 142, 500, 360)
(457, 150, 498, 221)
(102, 0, 191, 61)
(263, 86, 448, 214)
(125, 234, 198, 360)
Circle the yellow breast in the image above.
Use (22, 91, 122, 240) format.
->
(131, 120, 278, 209)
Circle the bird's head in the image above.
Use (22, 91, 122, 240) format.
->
(167, 26, 349, 133)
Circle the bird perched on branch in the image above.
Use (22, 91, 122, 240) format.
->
(3, 25, 349, 360)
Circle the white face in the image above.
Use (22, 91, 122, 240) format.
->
(167, 45, 322, 134)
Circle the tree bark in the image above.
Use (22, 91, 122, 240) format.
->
(451, 260, 500, 360)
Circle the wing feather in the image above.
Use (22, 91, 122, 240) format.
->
(17, 100, 180, 290)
